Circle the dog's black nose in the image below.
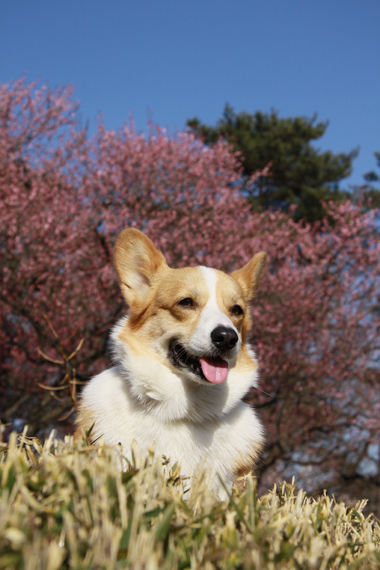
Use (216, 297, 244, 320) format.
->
(211, 326, 238, 351)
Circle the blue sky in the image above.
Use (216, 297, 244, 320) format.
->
(1, 0, 379, 187)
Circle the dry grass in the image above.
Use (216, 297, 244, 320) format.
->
(0, 430, 379, 570)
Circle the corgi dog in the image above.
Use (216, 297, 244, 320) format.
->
(76, 229, 266, 496)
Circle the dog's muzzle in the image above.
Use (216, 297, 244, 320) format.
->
(169, 325, 238, 384)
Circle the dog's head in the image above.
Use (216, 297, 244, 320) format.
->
(114, 228, 266, 386)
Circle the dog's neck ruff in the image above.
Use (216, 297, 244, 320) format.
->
(111, 316, 259, 424)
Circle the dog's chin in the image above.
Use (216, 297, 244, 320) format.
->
(168, 340, 230, 384)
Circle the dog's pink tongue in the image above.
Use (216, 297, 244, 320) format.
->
(200, 357, 228, 384)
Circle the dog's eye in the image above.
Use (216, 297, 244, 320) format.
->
(178, 297, 194, 308)
(230, 304, 243, 316)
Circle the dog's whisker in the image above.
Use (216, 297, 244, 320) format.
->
(253, 386, 273, 398)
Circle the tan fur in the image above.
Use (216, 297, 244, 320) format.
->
(235, 344, 259, 374)
(231, 252, 267, 300)
(114, 228, 167, 325)
(233, 440, 263, 479)
(231, 252, 266, 340)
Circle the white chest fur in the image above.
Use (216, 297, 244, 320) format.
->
(80, 363, 263, 495)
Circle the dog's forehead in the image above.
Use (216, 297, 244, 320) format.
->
(153, 267, 207, 307)
(155, 266, 242, 304)
(199, 266, 243, 302)
(156, 266, 207, 295)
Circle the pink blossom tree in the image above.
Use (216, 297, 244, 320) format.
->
(1, 79, 379, 507)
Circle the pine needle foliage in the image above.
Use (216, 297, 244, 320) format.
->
(187, 106, 359, 222)
(0, 431, 379, 570)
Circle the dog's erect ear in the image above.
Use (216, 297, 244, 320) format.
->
(231, 252, 267, 301)
(114, 229, 167, 309)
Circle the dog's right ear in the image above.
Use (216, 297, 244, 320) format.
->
(114, 229, 167, 311)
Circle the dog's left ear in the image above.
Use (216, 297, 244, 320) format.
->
(114, 229, 167, 311)
(231, 252, 267, 301)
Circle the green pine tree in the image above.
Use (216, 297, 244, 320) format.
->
(188, 105, 358, 222)
(362, 151, 380, 207)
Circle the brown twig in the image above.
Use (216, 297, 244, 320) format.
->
(37, 314, 86, 418)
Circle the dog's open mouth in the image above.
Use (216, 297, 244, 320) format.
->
(169, 341, 229, 384)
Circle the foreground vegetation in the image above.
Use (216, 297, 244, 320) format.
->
(0, 431, 379, 570)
